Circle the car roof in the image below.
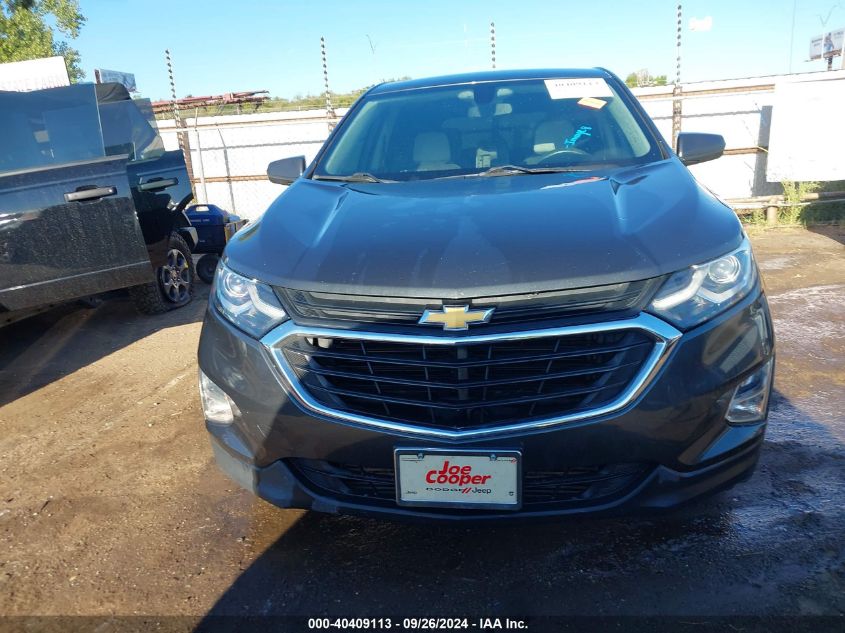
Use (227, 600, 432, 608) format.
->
(368, 68, 614, 95)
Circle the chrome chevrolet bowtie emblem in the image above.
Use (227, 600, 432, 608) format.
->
(418, 305, 495, 331)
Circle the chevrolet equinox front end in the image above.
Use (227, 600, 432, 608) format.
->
(197, 69, 774, 521)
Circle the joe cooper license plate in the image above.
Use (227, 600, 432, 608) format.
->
(395, 450, 521, 510)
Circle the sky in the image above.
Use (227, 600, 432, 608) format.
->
(72, 0, 845, 101)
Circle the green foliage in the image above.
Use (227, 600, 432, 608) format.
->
(781, 180, 820, 205)
(799, 201, 845, 225)
(742, 208, 767, 225)
(742, 203, 845, 227)
(0, 0, 85, 81)
(625, 70, 668, 88)
(741, 181, 845, 227)
(780, 180, 822, 225)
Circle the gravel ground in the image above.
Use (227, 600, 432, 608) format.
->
(0, 226, 843, 628)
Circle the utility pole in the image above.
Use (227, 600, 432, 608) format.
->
(672, 4, 683, 150)
(165, 49, 193, 182)
(490, 22, 496, 69)
(788, 0, 798, 73)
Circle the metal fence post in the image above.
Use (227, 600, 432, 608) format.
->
(490, 22, 496, 69)
(671, 5, 683, 150)
(321, 37, 336, 131)
(165, 49, 194, 183)
(766, 203, 779, 225)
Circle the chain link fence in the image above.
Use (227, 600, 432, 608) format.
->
(157, 109, 345, 221)
(155, 72, 844, 221)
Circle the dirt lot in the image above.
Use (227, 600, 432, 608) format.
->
(0, 227, 843, 627)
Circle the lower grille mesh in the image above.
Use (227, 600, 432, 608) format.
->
(289, 459, 650, 507)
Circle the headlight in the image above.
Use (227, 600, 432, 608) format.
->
(213, 261, 288, 338)
(647, 238, 757, 329)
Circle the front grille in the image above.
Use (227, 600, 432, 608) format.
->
(278, 279, 661, 327)
(289, 458, 650, 508)
(279, 329, 655, 431)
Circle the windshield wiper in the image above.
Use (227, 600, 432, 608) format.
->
(313, 172, 394, 183)
(431, 165, 592, 180)
(475, 164, 590, 177)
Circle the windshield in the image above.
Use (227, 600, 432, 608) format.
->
(98, 97, 165, 162)
(313, 76, 663, 182)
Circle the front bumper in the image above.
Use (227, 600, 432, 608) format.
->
(198, 288, 774, 521)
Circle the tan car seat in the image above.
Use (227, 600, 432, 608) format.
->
(525, 120, 575, 165)
(413, 132, 460, 171)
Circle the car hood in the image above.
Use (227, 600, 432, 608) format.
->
(225, 159, 742, 298)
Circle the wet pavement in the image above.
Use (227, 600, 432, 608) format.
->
(0, 226, 843, 623)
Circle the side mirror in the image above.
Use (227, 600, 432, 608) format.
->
(676, 133, 725, 166)
(267, 156, 306, 185)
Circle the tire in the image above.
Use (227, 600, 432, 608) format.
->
(196, 253, 219, 284)
(129, 232, 195, 315)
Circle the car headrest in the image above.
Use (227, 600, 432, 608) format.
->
(413, 132, 452, 164)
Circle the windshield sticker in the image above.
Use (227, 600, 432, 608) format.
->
(476, 148, 497, 169)
(545, 78, 613, 100)
(577, 97, 607, 109)
(564, 125, 592, 148)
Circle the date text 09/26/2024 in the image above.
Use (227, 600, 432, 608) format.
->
(307, 617, 528, 630)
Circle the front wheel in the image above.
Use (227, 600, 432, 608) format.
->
(129, 232, 195, 314)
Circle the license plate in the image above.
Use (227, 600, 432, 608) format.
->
(395, 450, 521, 510)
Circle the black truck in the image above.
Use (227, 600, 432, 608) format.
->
(0, 82, 197, 326)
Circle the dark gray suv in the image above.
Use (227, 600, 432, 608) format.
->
(197, 69, 774, 521)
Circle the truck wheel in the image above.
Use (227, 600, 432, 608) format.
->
(129, 232, 195, 314)
(196, 253, 219, 284)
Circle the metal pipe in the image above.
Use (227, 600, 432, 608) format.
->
(157, 110, 351, 132)
(216, 128, 237, 213)
(192, 106, 208, 204)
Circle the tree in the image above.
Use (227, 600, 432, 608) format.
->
(625, 69, 668, 88)
(0, 0, 86, 81)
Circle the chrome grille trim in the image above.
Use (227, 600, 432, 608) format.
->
(260, 313, 682, 440)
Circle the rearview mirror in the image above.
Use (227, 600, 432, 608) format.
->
(267, 156, 306, 185)
(676, 133, 725, 166)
